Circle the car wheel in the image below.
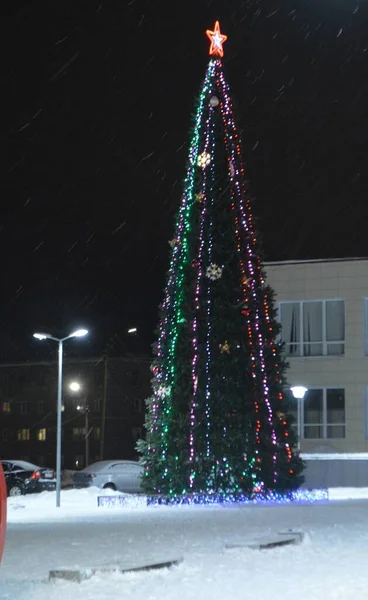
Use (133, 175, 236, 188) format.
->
(8, 484, 24, 497)
(103, 483, 116, 491)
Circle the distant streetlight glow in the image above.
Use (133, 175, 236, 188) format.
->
(69, 381, 81, 392)
(128, 327, 137, 334)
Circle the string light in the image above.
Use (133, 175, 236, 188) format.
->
(147, 488, 329, 506)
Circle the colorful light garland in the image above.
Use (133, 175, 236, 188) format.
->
(141, 23, 302, 497)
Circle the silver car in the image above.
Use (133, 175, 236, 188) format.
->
(72, 460, 143, 493)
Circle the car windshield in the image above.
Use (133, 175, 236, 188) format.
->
(9, 461, 39, 471)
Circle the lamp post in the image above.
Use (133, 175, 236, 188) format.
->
(33, 329, 88, 507)
(69, 381, 90, 468)
(290, 385, 308, 450)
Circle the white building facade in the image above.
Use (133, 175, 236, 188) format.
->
(265, 257, 368, 456)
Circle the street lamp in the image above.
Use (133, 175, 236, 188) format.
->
(69, 381, 81, 393)
(33, 329, 88, 507)
(290, 386, 308, 450)
(69, 381, 90, 469)
(127, 327, 137, 334)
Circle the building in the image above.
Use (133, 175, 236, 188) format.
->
(0, 356, 151, 469)
(266, 257, 368, 457)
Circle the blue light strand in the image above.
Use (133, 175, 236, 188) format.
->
(147, 488, 329, 506)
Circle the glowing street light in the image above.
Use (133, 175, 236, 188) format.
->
(291, 386, 308, 400)
(290, 386, 308, 450)
(33, 328, 89, 507)
(69, 381, 81, 392)
(71, 329, 88, 338)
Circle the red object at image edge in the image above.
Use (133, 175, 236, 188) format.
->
(0, 462, 6, 563)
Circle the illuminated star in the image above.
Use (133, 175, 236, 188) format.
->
(206, 21, 228, 58)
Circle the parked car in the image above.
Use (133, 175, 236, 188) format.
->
(1, 460, 56, 497)
(73, 460, 143, 493)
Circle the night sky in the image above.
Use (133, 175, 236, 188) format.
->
(1, 0, 368, 361)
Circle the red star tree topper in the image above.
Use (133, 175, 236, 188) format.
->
(206, 21, 228, 57)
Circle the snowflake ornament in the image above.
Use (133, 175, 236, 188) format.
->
(157, 385, 171, 397)
(197, 152, 211, 169)
(206, 263, 223, 281)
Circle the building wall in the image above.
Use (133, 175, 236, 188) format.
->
(265, 258, 368, 454)
(0, 356, 151, 469)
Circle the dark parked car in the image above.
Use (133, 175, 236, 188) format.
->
(1, 460, 56, 497)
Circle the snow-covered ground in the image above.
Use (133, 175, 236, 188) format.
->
(2, 489, 368, 600)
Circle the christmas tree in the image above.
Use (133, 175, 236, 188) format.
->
(139, 22, 303, 499)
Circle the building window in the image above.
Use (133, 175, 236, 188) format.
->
(38, 401, 45, 414)
(37, 428, 47, 441)
(303, 388, 345, 439)
(72, 427, 86, 441)
(20, 401, 29, 414)
(94, 427, 101, 440)
(279, 300, 345, 357)
(17, 429, 30, 441)
(132, 426, 143, 442)
(126, 369, 139, 386)
(2, 429, 8, 441)
(94, 396, 101, 411)
(133, 398, 142, 413)
(364, 299, 368, 356)
(1, 402, 10, 413)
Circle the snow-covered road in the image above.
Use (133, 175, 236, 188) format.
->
(2, 491, 368, 599)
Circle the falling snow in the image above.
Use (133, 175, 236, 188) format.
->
(1, 1, 367, 360)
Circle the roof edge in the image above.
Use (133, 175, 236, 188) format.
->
(264, 257, 368, 267)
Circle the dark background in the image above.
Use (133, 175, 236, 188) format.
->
(1, 0, 367, 361)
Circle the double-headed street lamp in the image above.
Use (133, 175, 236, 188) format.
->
(33, 329, 88, 507)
